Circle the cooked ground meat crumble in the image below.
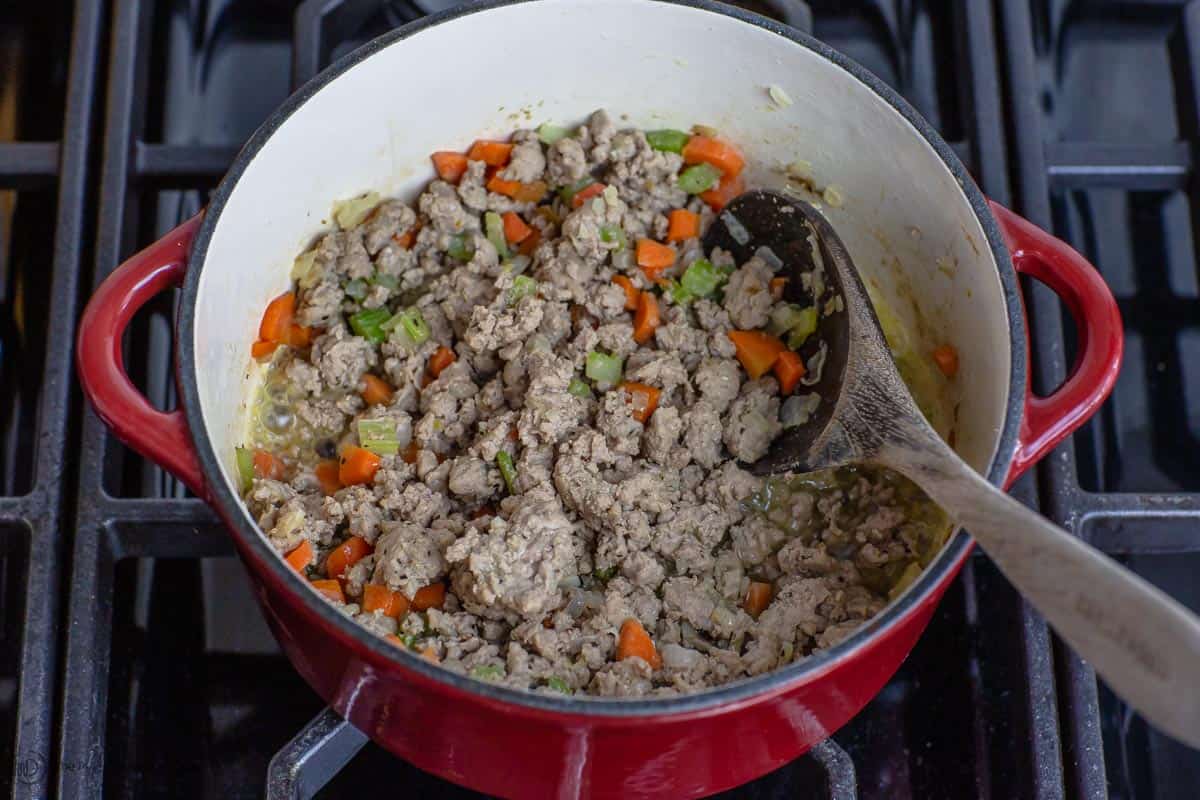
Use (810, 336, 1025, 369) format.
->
(239, 110, 952, 697)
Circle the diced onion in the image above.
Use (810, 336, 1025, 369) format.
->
(768, 84, 793, 107)
(333, 191, 381, 230)
(291, 250, 320, 289)
(781, 393, 821, 428)
(720, 211, 750, 245)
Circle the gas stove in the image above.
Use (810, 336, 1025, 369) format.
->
(1, 0, 1197, 797)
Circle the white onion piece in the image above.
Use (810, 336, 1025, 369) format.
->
(660, 643, 705, 670)
(781, 393, 821, 428)
(721, 211, 751, 245)
(755, 245, 783, 272)
(801, 342, 828, 386)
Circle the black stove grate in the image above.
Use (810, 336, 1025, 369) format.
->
(5, 0, 1187, 798)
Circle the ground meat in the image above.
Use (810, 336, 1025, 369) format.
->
(239, 110, 946, 698)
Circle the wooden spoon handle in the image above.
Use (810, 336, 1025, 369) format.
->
(883, 437, 1200, 749)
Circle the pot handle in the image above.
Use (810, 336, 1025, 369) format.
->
(987, 200, 1123, 482)
(76, 213, 208, 500)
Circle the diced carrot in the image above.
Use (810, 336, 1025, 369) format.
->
(468, 140, 514, 166)
(284, 540, 313, 572)
(259, 292, 296, 344)
(728, 330, 788, 379)
(933, 344, 959, 378)
(632, 291, 660, 345)
(571, 182, 606, 208)
(420, 646, 440, 663)
(502, 211, 533, 244)
(699, 173, 745, 212)
(666, 209, 701, 243)
(635, 239, 676, 280)
(432, 151, 469, 183)
(487, 175, 548, 203)
(773, 350, 806, 395)
(612, 275, 640, 311)
(420, 372, 433, 389)
(325, 535, 373, 579)
(252, 450, 285, 480)
(517, 227, 542, 257)
(338, 446, 381, 486)
(393, 229, 416, 249)
(683, 135, 745, 178)
(363, 583, 410, 618)
(361, 374, 394, 406)
(616, 618, 662, 669)
(315, 460, 342, 495)
(311, 578, 345, 603)
(386, 634, 405, 647)
(251, 340, 280, 360)
(287, 324, 313, 348)
(770, 277, 788, 300)
(410, 582, 446, 611)
(744, 581, 773, 618)
(428, 346, 457, 378)
(619, 381, 661, 424)
(400, 441, 419, 465)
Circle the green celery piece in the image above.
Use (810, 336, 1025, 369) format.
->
(599, 225, 627, 252)
(678, 163, 722, 194)
(567, 377, 592, 398)
(679, 259, 723, 298)
(537, 123, 571, 145)
(235, 446, 254, 492)
(349, 308, 391, 344)
(785, 307, 820, 349)
(470, 664, 505, 681)
(496, 450, 518, 494)
(646, 129, 690, 154)
(508, 275, 538, 305)
(558, 177, 595, 204)
(545, 677, 571, 694)
(485, 211, 510, 260)
(447, 233, 474, 263)
(357, 418, 399, 456)
(584, 351, 623, 384)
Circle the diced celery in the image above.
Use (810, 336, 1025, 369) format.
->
(677, 163, 722, 194)
(508, 275, 538, 305)
(768, 304, 812, 337)
(599, 225, 627, 252)
(357, 418, 399, 456)
(593, 565, 617, 582)
(537, 123, 571, 145)
(496, 450, 517, 494)
(545, 677, 571, 693)
(664, 279, 693, 306)
(470, 664, 505, 681)
(485, 211, 510, 260)
(447, 233, 474, 263)
(584, 351, 623, 385)
(343, 278, 368, 300)
(235, 446, 254, 492)
(349, 308, 391, 344)
(385, 307, 430, 345)
(370, 271, 399, 290)
(333, 191, 381, 230)
(567, 377, 592, 398)
(646, 129, 690, 154)
(679, 258, 724, 298)
(785, 307, 820, 349)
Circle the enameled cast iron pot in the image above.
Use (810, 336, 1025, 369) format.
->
(76, 1, 1123, 796)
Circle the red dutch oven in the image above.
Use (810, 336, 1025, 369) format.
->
(76, 1, 1122, 797)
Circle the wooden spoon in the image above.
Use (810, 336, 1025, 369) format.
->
(705, 190, 1200, 749)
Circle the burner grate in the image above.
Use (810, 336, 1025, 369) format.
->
(41, 0, 1198, 798)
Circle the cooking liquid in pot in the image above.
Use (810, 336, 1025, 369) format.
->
(235, 112, 953, 697)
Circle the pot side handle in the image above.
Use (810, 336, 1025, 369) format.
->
(76, 213, 208, 500)
(987, 200, 1123, 483)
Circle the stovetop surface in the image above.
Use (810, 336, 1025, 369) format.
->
(0, 1, 1197, 798)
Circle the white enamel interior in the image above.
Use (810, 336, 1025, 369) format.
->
(192, 0, 1011, 514)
